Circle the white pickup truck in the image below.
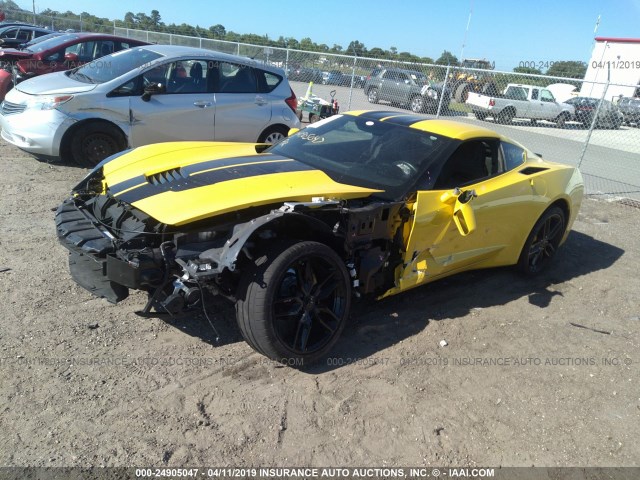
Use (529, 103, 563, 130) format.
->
(466, 83, 575, 127)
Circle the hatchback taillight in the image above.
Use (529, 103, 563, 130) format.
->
(489, 99, 495, 107)
(285, 88, 297, 113)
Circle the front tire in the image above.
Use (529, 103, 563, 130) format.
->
(367, 87, 379, 104)
(556, 112, 570, 128)
(236, 241, 351, 365)
(517, 206, 566, 275)
(70, 122, 126, 168)
(409, 95, 424, 113)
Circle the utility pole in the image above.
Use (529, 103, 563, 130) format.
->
(460, 0, 473, 62)
(32, 0, 36, 24)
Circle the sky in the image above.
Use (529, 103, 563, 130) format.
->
(14, 0, 640, 70)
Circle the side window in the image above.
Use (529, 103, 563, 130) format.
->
(95, 41, 115, 59)
(500, 142, 526, 172)
(256, 70, 282, 93)
(217, 62, 257, 93)
(505, 86, 527, 101)
(142, 62, 171, 88)
(540, 90, 555, 102)
(433, 140, 499, 190)
(166, 60, 209, 93)
(76, 41, 97, 62)
(16, 29, 30, 41)
(0, 27, 17, 39)
(531, 89, 539, 100)
(382, 70, 398, 81)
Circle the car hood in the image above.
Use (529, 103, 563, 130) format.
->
(95, 142, 381, 226)
(16, 71, 98, 95)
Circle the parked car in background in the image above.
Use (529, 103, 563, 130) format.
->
(0, 32, 149, 100)
(288, 66, 324, 84)
(0, 24, 52, 48)
(618, 96, 640, 126)
(0, 45, 300, 166)
(466, 84, 575, 127)
(363, 67, 450, 114)
(563, 97, 623, 129)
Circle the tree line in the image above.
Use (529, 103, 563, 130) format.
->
(0, 2, 587, 78)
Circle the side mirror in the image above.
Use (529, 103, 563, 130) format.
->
(141, 82, 165, 102)
(288, 127, 300, 136)
(64, 52, 79, 63)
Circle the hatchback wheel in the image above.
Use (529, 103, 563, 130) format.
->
(70, 122, 126, 168)
(258, 126, 289, 144)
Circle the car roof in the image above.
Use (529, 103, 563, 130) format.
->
(140, 44, 280, 71)
(346, 111, 502, 141)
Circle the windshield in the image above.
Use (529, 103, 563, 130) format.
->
(21, 32, 62, 48)
(67, 47, 163, 84)
(266, 114, 456, 200)
(24, 33, 79, 53)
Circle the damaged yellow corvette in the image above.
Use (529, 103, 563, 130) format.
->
(56, 111, 583, 364)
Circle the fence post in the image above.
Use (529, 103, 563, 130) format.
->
(237, 43, 240, 56)
(436, 64, 451, 118)
(347, 54, 357, 110)
(285, 48, 290, 72)
(578, 80, 609, 168)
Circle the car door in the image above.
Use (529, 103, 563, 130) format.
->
(393, 139, 536, 292)
(212, 61, 272, 142)
(378, 70, 399, 102)
(527, 88, 545, 119)
(128, 59, 217, 146)
(539, 89, 559, 118)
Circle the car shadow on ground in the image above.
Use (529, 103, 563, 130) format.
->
(158, 230, 624, 371)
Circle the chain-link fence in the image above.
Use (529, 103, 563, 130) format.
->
(112, 27, 640, 200)
(3, 8, 637, 199)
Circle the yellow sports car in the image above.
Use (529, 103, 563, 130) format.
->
(56, 111, 583, 364)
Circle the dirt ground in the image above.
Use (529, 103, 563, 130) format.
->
(0, 139, 638, 469)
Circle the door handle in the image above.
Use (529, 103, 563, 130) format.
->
(193, 101, 213, 108)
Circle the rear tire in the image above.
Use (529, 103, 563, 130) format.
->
(236, 241, 351, 366)
(497, 108, 515, 124)
(517, 206, 566, 275)
(70, 122, 126, 168)
(258, 125, 288, 144)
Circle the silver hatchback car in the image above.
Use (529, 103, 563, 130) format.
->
(0, 45, 300, 166)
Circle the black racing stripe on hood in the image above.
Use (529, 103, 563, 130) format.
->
(115, 158, 315, 205)
(358, 111, 400, 121)
(108, 154, 289, 196)
(358, 111, 425, 126)
(385, 115, 431, 126)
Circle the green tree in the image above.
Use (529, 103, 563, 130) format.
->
(436, 50, 459, 66)
(347, 40, 366, 56)
(208, 23, 226, 38)
(513, 66, 542, 75)
(546, 61, 587, 79)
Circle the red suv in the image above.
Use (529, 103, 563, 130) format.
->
(0, 32, 149, 101)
